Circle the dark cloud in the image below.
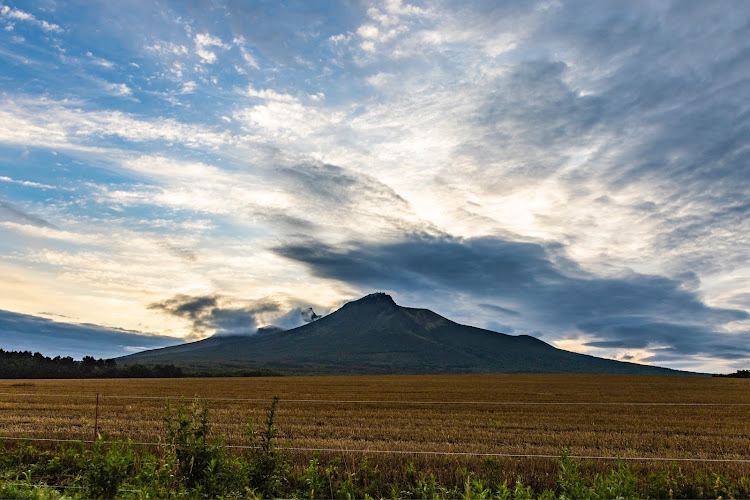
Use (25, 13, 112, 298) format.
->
(580, 320, 750, 359)
(276, 163, 410, 211)
(159, 242, 197, 262)
(150, 294, 218, 322)
(273, 233, 748, 360)
(266, 162, 435, 240)
(246, 205, 317, 232)
(727, 293, 750, 308)
(242, 162, 415, 238)
(479, 303, 521, 317)
(0, 309, 179, 359)
(148, 294, 279, 336)
(0, 200, 56, 228)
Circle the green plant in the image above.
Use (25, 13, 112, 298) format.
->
(513, 477, 535, 500)
(84, 436, 134, 499)
(494, 480, 512, 500)
(645, 464, 687, 499)
(302, 453, 326, 499)
(325, 456, 342, 499)
(557, 449, 593, 499)
(164, 397, 226, 495)
(246, 396, 289, 498)
(591, 459, 638, 499)
(0, 481, 63, 500)
(413, 471, 443, 499)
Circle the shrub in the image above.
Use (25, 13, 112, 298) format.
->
(164, 397, 227, 496)
(591, 459, 638, 499)
(0, 481, 63, 500)
(557, 449, 593, 499)
(245, 396, 289, 498)
(84, 436, 134, 499)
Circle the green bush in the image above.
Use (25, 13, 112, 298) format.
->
(0, 481, 64, 499)
(557, 448, 593, 499)
(591, 460, 638, 499)
(245, 396, 289, 498)
(163, 398, 228, 497)
(84, 437, 134, 499)
(301, 453, 326, 499)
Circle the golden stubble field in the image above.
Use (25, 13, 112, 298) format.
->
(1, 374, 749, 484)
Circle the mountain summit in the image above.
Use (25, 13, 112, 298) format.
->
(121, 293, 689, 375)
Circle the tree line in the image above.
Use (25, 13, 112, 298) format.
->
(713, 369, 750, 378)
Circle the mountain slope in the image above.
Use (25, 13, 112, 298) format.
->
(121, 293, 693, 375)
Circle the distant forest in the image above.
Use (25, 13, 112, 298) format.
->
(0, 349, 183, 378)
(713, 370, 750, 378)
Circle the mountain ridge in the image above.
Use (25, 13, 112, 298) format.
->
(121, 293, 701, 376)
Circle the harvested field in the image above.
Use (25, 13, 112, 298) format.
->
(1, 374, 749, 489)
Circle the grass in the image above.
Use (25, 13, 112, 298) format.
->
(1, 374, 749, 496)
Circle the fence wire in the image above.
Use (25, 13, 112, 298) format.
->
(2, 391, 749, 465)
(1, 435, 749, 464)
(2, 392, 749, 406)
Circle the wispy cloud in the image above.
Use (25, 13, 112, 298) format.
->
(0, 201, 56, 228)
(0, 175, 56, 190)
(0, 5, 63, 33)
(193, 32, 230, 64)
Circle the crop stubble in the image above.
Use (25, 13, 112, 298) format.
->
(1, 374, 749, 485)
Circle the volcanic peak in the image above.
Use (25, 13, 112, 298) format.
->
(352, 292, 396, 306)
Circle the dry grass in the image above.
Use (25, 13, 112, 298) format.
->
(1, 374, 749, 488)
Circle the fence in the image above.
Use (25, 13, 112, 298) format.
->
(2, 391, 749, 464)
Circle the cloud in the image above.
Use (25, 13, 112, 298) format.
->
(0, 309, 179, 360)
(580, 320, 750, 359)
(273, 233, 749, 360)
(479, 303, 521, 317)
(85, 52, 115, 69)
(0, 175, 56, 190)
(0, 200, 55, 228)
(0, 96, 233, 151)
(275, 162, 409, 210)
(246, 86, 296, 102)
(148, 294, 280, 336)
(301, 307, 321, 323)
(180, 81, 197, 94)
(194, 32, 230, 64)
(184, 1, 361, 65)
(0, 5, 63, 33)
(107, 83, 132, 97)
(145, 41, 189, 57)
(158, 242, 197, 262)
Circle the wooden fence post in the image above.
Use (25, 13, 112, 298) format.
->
(93, 392, 99, 441)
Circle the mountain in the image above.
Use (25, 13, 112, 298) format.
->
(121, 293, 694, 375)
(0, 309, 181, 359)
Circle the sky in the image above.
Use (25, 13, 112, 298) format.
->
(0, 0, 748, 372)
